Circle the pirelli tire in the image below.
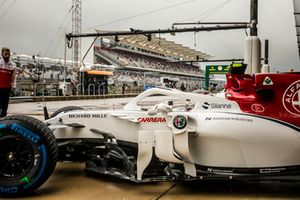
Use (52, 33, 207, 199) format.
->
(0, 115, 58, 196)
(50, 106, 83, 118)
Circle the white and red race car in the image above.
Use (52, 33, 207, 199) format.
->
(0, 64, 299, 196)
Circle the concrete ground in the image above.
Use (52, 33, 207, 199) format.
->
(3, 98, 300, 200)
(4, 162, 300, 200)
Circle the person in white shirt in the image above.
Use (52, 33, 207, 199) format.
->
(0, 47, 16, 117)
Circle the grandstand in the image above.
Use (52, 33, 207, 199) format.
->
(11, 33, 220, 96)
(93, 33, 211, 92)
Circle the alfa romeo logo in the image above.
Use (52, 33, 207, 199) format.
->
(173, 115, 187, 129)
(282, 80, 300, 116)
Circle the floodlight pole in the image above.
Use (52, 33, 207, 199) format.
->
(244, 0, 261, 74)
(64, 36, 67, 84)
(250, 0, 258, 36)
(264, 39, 269, 64)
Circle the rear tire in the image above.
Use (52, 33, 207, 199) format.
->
(0, 115, 58, 196)
(50, 106, 83, 118)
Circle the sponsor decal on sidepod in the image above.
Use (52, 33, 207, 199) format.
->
(137, 117, 166, 123)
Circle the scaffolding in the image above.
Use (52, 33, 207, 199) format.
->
(72, 0, 82, 69)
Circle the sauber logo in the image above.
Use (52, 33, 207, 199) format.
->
(137, 117, 166, 123)
(283, 80, 300, 116)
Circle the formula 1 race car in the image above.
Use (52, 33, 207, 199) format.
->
(0, 65, 299, 196)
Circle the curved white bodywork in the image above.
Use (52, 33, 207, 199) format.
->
(46, 88, 300, 179)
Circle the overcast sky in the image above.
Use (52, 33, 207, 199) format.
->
(0, 0, 299, 72)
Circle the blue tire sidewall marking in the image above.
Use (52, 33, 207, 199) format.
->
(9, 123, 47, 190)
(0, 122, 47, 191)
(24, 145, 47, 189)
(0, 123, 16, 194)
(0, 124, 6, 129)
(11, 123, 40, 144)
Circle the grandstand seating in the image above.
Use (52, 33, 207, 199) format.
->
(11, 35, 225, 96)
(93, 40, 207, 92)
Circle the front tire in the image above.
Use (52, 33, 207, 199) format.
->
(0, 115, 58, 196)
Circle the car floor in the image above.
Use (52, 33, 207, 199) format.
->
(2, 162, 299, 200)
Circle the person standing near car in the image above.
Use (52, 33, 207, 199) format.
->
(0, 47, 16, 117)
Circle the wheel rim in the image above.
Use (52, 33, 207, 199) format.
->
(0, 135, 34, 179)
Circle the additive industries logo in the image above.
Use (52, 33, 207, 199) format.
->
(173, 115, 187, 129)
(282, 80, 300, 116)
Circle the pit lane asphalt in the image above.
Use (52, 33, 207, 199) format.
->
(4, 98, 300, 200)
